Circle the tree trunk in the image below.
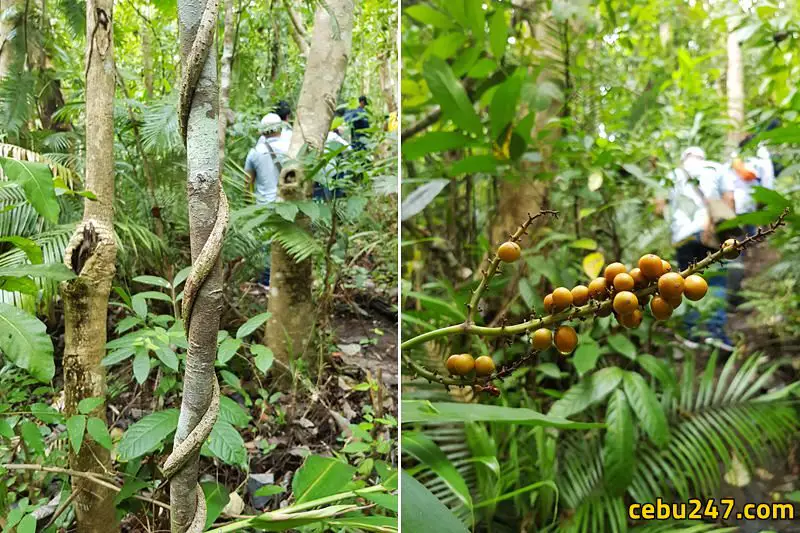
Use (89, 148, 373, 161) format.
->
(281, 0, 309, 57)
(266, 0, 353, 369)
(218, 0, 234, 166)
(726, 24, 744, 150)
(170, 0, 224, 530)
(0, 0, 22, 78)
(59, 0, 119, 531)
(142, 7, 154, 99)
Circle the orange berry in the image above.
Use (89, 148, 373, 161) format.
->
(531, 328, 552, 351)
(604, 262, 627, 285)
(588, 277, 608, 300)
(613, 272, 635, 292)
(661, 260, 672, 273)
(613, 291, 639, 315)
(445, 355, 460, 375)
(452, 354, 475, 376)
(571, 285, 590, 306)
(551, 287, 573, 312)
(658, 272, 685, 301)
(554, 325, 578, 354)
(629, 268, 648, 289)
(638, 254, 664, 280)
(618, 309, 643, 329)
(684, 274, 708, 301)
(650, 296, 673, 321)
(474, 356, 496, 377)
(497, 241, 521, 262)
(543, 294, 554, 314)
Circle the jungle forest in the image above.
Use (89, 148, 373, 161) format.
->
(0, 0, 399, 531)
(400, 0, 800, 532)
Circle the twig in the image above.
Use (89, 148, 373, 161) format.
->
(43, 488, 81, 530)
(2, 464, 171, 511)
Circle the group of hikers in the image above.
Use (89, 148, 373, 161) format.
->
(243, 97, 371, 288)
(656, 126, 780, 352)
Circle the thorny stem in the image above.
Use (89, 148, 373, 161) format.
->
(467, 210, 558, 323)
(402, 208, 789, 389)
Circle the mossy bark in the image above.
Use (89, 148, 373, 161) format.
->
(266, 0, 353, 370)
(59, 0, 119, 530)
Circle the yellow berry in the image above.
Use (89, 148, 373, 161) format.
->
(554, 326, 578, 354)
(498, 241, 521, 262)
(684, 274, 708, 301)
(613, 291, 639, 315)
(531, 328, 553, 350)
(551, 287, 573, 312)
(638, 254, 664, 280)
(474, 356, 496, 377)
(571, 285, 590, 306)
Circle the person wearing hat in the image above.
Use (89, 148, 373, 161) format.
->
(244, 112, 286, 287)
(656, 146, 736, 351)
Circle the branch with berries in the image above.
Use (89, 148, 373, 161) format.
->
(402, 208, 789, 392)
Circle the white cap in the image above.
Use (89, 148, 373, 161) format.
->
(260, 113, 282, 132)
(681, 146, 706, 162)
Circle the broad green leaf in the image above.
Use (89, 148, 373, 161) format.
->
(275, 202, 298, 222)
(489, 68, 524, 138)
(0, 263, 75, 281)
(405, 4, 454, 29)
(29, 403, 62, 423)
(292, 455, 356, 504)
(423, 56, 482, 135)
(448, 154, 498, 175)
(117, 409, 179, 460)
(132, 294, 148, 319)
(16, 515, 36, 533)
(236, 312, 271, 339)
(208, 420, 247, 467)
(401, 470, 467, 533)
(251, 345, 274, 375)
(402, 431, 472, 508)
(250, 505, 360, 531)
(0, 158, 59, 223)
(87, 417, 113, 450)
(608, 334, 637, 360)
(603, 389, 635, 494)
(66, 414, 87, 454)
(569, 238, 598, 250)
(402, 132, 474, 160)
(0, 236, 42, 264)
(20, 421, 44, 455)
(217, 337, 242, 365)
(78, 397, 105, 415)
(360, 491, 398, 513)
(549, 366, 624, 418)
(202, 481, 230, 529)
(623, 371, 669, 447)
(0, 302, 55, 382)
(0, 276, 37, 294)
(137, 291, 173, 303)
(403, 401, 601, 429)
(132, 275, 171, 289)
(573, 340, 601, 375)
(173, 266, 192, 288)
(488, 8, 507, 58)
(582, 252, 605, 279)
(101, 346, 136, 366)
(468, 58, 497, 78)
(133, 348, 151, 384)
(254, 485, 284, 497)
(154, 346, 179, 371)
(327, 515, 398, 531)
(0, 418, 14, 438)
(219, 397, 249, 428)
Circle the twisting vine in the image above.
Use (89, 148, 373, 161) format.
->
(402, 208, 790, 393)
(162, 0, 228, 530)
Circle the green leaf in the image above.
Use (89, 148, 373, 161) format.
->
(20, 421, 44, 455)
(401, 470, 468, 533)
(86, 417, 113, 450)
(172, 266, 192, 288)
(131, 294, 148, 319)
(360, 491, 398, 513)
(16, 514, 36, 533)
(328, 515, 398, 531)
(117, 409, 179, 460)
(403, 431, 472, 508)
(0, 263, 76, 281)
(217, 337, 242, 365)
(405, 4, 454, 29)
(292, 455, 356, 504)
(489, 68, 524, 138)
(275, 202, 298, 222)
(549, 366, 625, 418)
(0, 158, 59, 223)
(423, 56, 482, 135)
(133, 348, 151, 384)
(448, 154, 498, 175)
(489, 9, 507, 58)
(403, 401, 601, 428)
(29, 403, 62, 423)
(402, 131, 474, 160)
(219, 396, 250, 428)
(0, 418, 14, 439)
(208, 420, 247, 467)
(0, 302, 55, 382)
(0, 236, 42, 264)
(202, 481, 230, 529)
(66, 415, 87, 454)
(101, 346, 136, 366)
(254, 485, 284, 497)
(608, 334, 637, 360)
(468, 58, 497, 78)
(236, 312, 271, 339)
(137, 291, 173, 302)
(251, 345, 274, 375)
(77, 397, 105, 415)
(0, 276, 38, 294)
(154, 346, 179, 371)
(569, 238, 598, 250)
(573, 340, 601, 375)
(623, 371, 669, 447)
(603, 389, 635, 494)
(132, 275, 171, 289)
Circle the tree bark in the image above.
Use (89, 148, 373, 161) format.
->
(142, 6, 154, 99)
(726, 24, 744, 149)
(281, 0, 309, 57)
(0, 0, 22, 79)
(59, 0, 119, 531)
(170, 0, 223, 530)
(218, 0, 234, 166)
(266, 0, 353, 369)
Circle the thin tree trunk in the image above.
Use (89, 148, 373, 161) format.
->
(218, 0, 233, 166)
(170, 0, 223, 530)
(726, 24, 744, 149)
(266, 0, 353, 369)
(59, 0, 118, 531)
(281, 0, 309, 56)
(142, 6, 153, 99)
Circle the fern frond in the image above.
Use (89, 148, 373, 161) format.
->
(270, 221, 322, 263)
(0, 71, 36, 137)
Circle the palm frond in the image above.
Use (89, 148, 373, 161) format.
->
(141, 97, 182, 155)
(0, 71, 36, 137)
